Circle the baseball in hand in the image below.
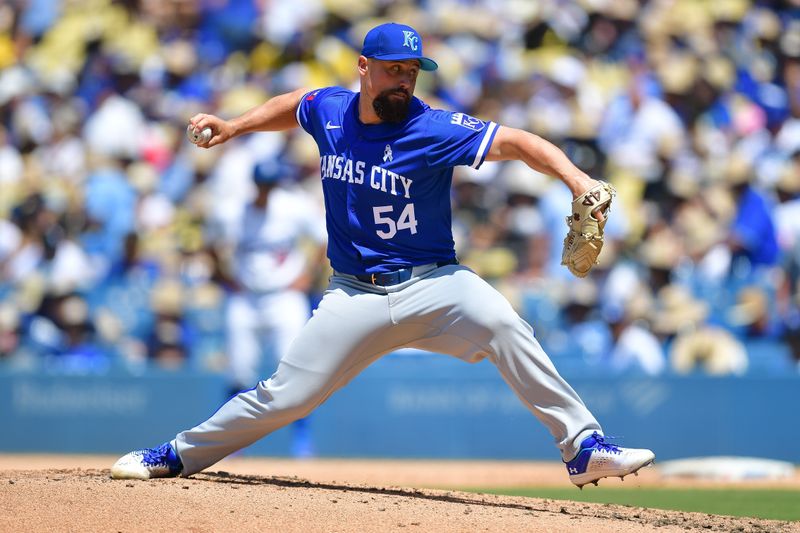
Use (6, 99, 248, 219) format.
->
(187, 124, 212, 144)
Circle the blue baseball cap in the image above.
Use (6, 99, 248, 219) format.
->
(361, 23, 438, 71)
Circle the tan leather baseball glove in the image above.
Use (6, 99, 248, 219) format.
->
(561, 181, 616, 278)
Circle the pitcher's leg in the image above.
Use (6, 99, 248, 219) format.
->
(266, 290, 315, 457)
(488, 317, 600, 460)
(176, 358, 344, 474)
(175, 281, 415, 475)
(397, 267, 600, 460)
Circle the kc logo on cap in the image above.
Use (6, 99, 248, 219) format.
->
(361, 22, 438, 71)
(402, 30, 419, 51)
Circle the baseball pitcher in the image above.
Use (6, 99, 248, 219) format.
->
(112, 23, 654, 489)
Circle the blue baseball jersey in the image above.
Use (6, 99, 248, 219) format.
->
(296, 87, 499, 275)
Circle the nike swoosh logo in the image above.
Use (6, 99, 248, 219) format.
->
(326, 121, 341, 130)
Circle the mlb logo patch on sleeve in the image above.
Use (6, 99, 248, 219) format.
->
(450, 113, 486, 131)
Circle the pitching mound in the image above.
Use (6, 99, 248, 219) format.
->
(2, 457, 798, 533)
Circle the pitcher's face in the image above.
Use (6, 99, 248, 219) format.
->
(359, 57, 420, 122)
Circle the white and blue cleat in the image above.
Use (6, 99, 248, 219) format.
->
(111, 442, 184, 480)
(565, 432, 655, 489)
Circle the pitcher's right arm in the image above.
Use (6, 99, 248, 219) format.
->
(188, 87, 309, 148)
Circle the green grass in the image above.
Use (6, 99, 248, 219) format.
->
(463, 487, 800, 521)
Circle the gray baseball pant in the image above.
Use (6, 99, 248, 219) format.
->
(173, 264, 601, 475)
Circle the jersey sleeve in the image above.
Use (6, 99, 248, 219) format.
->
(295, 86, 350, 137)
(424, 110, 499, 170)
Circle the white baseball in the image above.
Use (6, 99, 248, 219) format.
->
(187, 125, 212, 144)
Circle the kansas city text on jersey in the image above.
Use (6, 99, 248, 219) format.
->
(319, 154, 413, 199)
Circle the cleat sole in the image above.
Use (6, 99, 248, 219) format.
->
(570, 458, 655, 488)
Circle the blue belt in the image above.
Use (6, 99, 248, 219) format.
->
(353, 258, 458, 286)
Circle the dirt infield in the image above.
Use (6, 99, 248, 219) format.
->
(1, 455, 798, 532)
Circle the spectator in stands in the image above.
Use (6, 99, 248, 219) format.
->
(671, 182, 733, 292)
(653, 284, 749, 376)
(773, 161, 800, 315)
(636, 226, 683, 294)
(23, 289, 110, 373)
(497, 163, 549, 278)
(727, 286, 778, 339)
(725, 154, 779, 278)
(597, 71, 686, 186)
(2, 193, 96, 293)
(773, 159, 800, 256)
(560, 279, 612, 367)
(55, 294, 107, 365)
(81, 158, 138, 270)
(606, 291, 666, 376)
(146, 280, 192, 370)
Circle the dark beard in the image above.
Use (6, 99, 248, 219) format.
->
(372, 88, 411, 123)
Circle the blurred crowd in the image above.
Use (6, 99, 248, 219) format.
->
(1, 0, 800, 378)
